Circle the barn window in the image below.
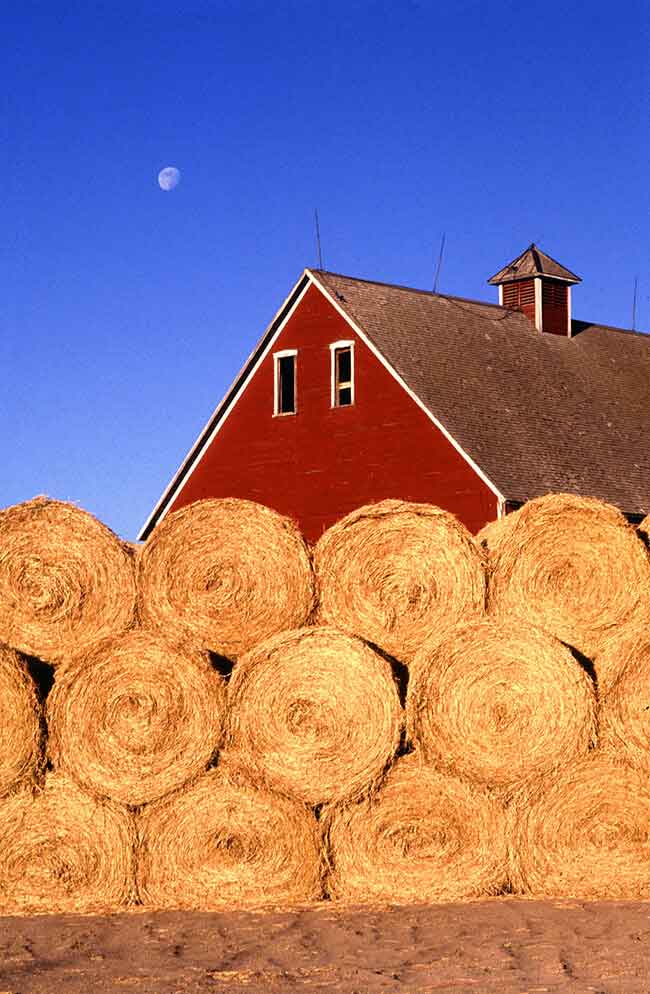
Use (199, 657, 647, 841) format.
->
(274, 350, 297, 415)
(330, 341, 354, 407)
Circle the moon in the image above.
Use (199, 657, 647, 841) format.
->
(158, 166, 181, 191)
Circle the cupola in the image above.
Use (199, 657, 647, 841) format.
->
(488, 244, 581, 336)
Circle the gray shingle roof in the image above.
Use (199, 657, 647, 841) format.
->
(313, 269, 650, 515)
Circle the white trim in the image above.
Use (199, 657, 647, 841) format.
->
(329, 340, 355, 407)
(308, 271, 504, 502)
(273, 349, 298, 416)
(534, 277, 542, 331)
(137, 275, 311, 539)
(567, 285, 572, 337)
(498, 285, 503, 306)
(497, 496, 505, 520)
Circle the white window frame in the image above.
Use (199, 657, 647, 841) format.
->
(273, 349, 297, 416)
(329, 340, 355, 408)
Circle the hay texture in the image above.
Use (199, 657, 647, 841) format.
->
(0, 773, 136, 915)
(325, 753, 507, 904)
(137, 498, 315, 659)
(313, 500, 486, 663)
(509, 753, 650, 899)
(475, 511, 518, 551)
(594, 619, 650, 698)
(406, 618, 596, 795)
(0, 643, 43, 798)
(225, 627, 402, 806)
(486, 493, 650, 659)
(137, 765, 322, 910)
(0, 497, 136, 665)
(599, 624, 650, 771)
(47, 630, 226, 806)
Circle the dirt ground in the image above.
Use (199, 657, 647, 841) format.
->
(1, 898, 649, 994)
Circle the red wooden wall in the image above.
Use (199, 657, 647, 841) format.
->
(166, 283, 498, 543)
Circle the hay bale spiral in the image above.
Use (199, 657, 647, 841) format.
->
(406, 618, 596, 794)
(0, 497, 136, 665)
(225, 627, 402, 806)
(0, 773, 136, 914)
(599, 624, 650, 771)
(137, 765, 322, 910)
(0, 643, 43, 798)
(47, 630, 226, 806)
(325, 753, 507, 904)
(137, 498, 315, 659)
(486, 493, 650, 659)
(509, 753, 650, 899)
(313, 500, 486, 663)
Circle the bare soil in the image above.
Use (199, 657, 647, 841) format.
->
(1, 898, 649, 993)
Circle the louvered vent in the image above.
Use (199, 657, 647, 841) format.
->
(542, 281, 567, 307)
(541, 280, 568, 335)
(503, 281, 535, 310)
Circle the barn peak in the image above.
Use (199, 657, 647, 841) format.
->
(488, 244, 581, 336)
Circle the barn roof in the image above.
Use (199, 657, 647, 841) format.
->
(312, 269, 650, 515)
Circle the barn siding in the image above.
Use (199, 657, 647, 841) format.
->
(166, 283, 498, 542)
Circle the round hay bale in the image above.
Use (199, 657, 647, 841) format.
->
(325, 753, 507, 904)
(225, 627, 403, 806)
(0, 773, 136, 914)
(0, 497, 136, 665)
(136, 765, 322, 910)
(0, 643, 43, 798)
(406, 618, 596, 794)
(47, 630, 226, 806)
(509, 753, 650, 899)
(486, 493, 650, 659)
(137, 498, 315, 659)
(599, 624, 650, 770)
(313, 500, 486, 664)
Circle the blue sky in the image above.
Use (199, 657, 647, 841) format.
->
(2, 1, 648, 539)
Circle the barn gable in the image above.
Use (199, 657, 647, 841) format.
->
(139, 272, 501, 542)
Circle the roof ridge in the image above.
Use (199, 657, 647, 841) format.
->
(310, 269, 509, 312)
(312, 268, 643, 334)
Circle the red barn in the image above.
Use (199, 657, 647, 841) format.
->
(140, 245, 650, 543)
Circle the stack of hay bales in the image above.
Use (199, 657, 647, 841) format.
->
(0, 496, 321, 913)
(479, 493, 650, 899)
(0, 497, 139, 913)
(1, 489, 650, 912)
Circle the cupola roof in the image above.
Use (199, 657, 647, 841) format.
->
(488, 244, 581, 285)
